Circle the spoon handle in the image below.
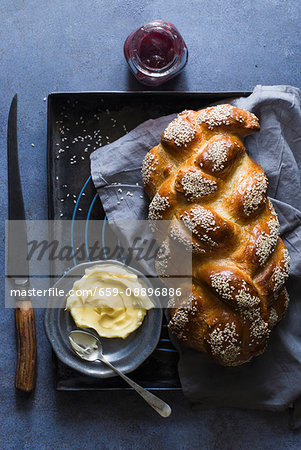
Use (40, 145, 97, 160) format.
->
(98, 357, 171, 418)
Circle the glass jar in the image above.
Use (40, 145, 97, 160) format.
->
(124, 20, 188, 87)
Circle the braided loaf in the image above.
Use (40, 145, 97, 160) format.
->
(142, 104, 290, 366)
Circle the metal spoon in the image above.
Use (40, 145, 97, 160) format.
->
(68, 330, 171, 418)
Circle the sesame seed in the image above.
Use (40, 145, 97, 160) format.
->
(180, 171, 217, 201)
(180, 206, 218, 248)
(169, 223, 203, 254)
(269, 308, 278, 328)
(198, 104, 234, 130)
(142, 153, 158, 185)
(243, 173, 268, 216)
(148, 193, 170, 221)
(155, 240, 171, 277)
(163, 112, 196, 147)
(272, 248, 290, 292)
(208, 322, 241, 365)
(255, 208, 279, 266)
(205, 139, 232, 172)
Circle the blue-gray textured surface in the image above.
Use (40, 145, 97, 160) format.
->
(0, 0, 300, 448)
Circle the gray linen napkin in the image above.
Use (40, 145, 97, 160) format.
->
(90, 85, 301, 428)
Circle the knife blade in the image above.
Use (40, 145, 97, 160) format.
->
(7, 94, 30, 279)
(7, 94, 37, 391)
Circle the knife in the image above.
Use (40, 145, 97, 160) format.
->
(7, 94, 37, 391)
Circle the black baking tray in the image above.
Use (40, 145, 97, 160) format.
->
(47, 91, 251, 390)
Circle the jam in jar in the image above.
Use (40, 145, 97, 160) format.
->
(124, 20, 188, 86)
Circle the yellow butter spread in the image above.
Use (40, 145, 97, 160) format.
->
(66, 263, 154, 339)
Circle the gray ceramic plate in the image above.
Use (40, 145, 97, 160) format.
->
(44, 260, 163, 378)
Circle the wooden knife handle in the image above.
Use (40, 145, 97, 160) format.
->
(15, 300, 37, 391)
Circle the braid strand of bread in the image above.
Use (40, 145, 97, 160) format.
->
(142, 104, 290, 366)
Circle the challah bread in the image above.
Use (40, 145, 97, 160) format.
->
(142, 104, 290, 366)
